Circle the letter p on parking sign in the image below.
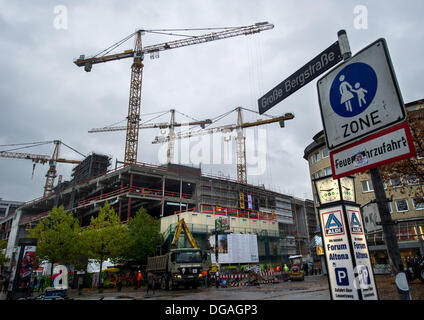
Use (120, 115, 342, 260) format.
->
(335, 268, 349, 286)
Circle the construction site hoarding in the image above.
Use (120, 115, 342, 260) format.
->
(210, 233, 259, 264)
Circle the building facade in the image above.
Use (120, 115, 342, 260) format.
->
(304, 99, 424, 270)
(0, 199, 23, 241)
(0, 161, 315, 267)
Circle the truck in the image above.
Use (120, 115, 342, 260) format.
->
(146, 218, 211, 290)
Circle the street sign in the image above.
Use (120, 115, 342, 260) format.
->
(258, 41, 342, 114)
(319, 205, 359, 300)
(317, 38, 406, 150)
(345, 206, 378, 300)
(330, 121, 416, 179)
(215, 216, 230, 232)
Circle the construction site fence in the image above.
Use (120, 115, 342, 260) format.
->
(210, 271, 282, 287)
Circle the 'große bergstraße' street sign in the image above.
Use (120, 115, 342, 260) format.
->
(258, 41, 342, 114)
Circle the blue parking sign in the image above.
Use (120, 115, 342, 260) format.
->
(335, 268, 349, 286)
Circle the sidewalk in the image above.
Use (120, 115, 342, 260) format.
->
(66, 286, 156, 300)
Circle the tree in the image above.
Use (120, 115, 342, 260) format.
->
(0, 240, 9, 271)
(80, 202, 130, 290)
(124, 207, 163, 264)
(27, 206, 82, 276)
(380, 108, 424, 204)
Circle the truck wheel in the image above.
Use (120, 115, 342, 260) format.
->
(161, 275, 168, 291)
(169, 278, 176, 290)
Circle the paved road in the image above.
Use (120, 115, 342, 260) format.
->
(0, 275, 330, 300)
(68, 275, 330, 300)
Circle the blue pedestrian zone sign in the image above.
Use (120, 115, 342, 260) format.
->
(317, 38, 406, 150)
(323, 211, 345, 236)
(329, 63, 378, 117)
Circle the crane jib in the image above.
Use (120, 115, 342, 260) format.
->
(73, 22, 274, 67)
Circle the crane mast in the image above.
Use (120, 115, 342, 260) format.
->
(74, 22, 274, 165)
(236, 107, 247, 185)
(125, 31, 144, 164)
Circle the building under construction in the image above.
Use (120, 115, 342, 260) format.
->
(1, 157, 316, 265)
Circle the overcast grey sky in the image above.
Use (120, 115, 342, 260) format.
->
(1, 0, 423, 203)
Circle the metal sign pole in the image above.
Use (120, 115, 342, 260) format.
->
(370, 167, 411, 299)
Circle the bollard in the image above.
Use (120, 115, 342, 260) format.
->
(395, 272, 412, 300)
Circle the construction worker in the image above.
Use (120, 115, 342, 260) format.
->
(283, 264, 289, 282)
(137, 270, 143, 289)
(276, 265, 281, 281)
(202, 271, 208, 287)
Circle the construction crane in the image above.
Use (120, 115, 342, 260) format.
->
(74, 22, 274, 165)
(152, 107, 295, 208)
(171, 218, 199, 249)
(0, 140, 85, 197)
(88, 109, 212, 164)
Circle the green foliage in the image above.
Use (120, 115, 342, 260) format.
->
(0, 240, 7, 249)
(26, 206, 82, 272)
(0, 240, 8, 267)
(0, 250, 9, 268)
(80, 202, 130, 266)
(124, 207, 163, 263)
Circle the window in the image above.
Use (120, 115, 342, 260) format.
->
(387, 201, 393, 214)
(390, 178, 402, 188)
(412, 198, 424, 210)
(406, 175, 420, 186)
(361, 180, 374, 193)
(316, 170, 323, 178)
(309, 152, 320, 165)
(395, 199, 409, 212)
(324, 166, 332, 176)
(315, 151, 320, 162)
(322, 147, 329, 158)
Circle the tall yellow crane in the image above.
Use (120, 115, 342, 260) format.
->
(0, 140, 84, 197)
(74, 22, 274, 165)
(88, 109, 212, 164)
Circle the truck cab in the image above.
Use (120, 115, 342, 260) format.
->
(168, 248, 204, 289)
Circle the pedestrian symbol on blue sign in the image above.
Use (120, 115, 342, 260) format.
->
(325, 212, 344, 236)
(329, 62, 378, 117)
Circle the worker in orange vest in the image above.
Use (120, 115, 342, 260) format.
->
(137, 270, 143, 289)
(202, 271, 208, 287)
